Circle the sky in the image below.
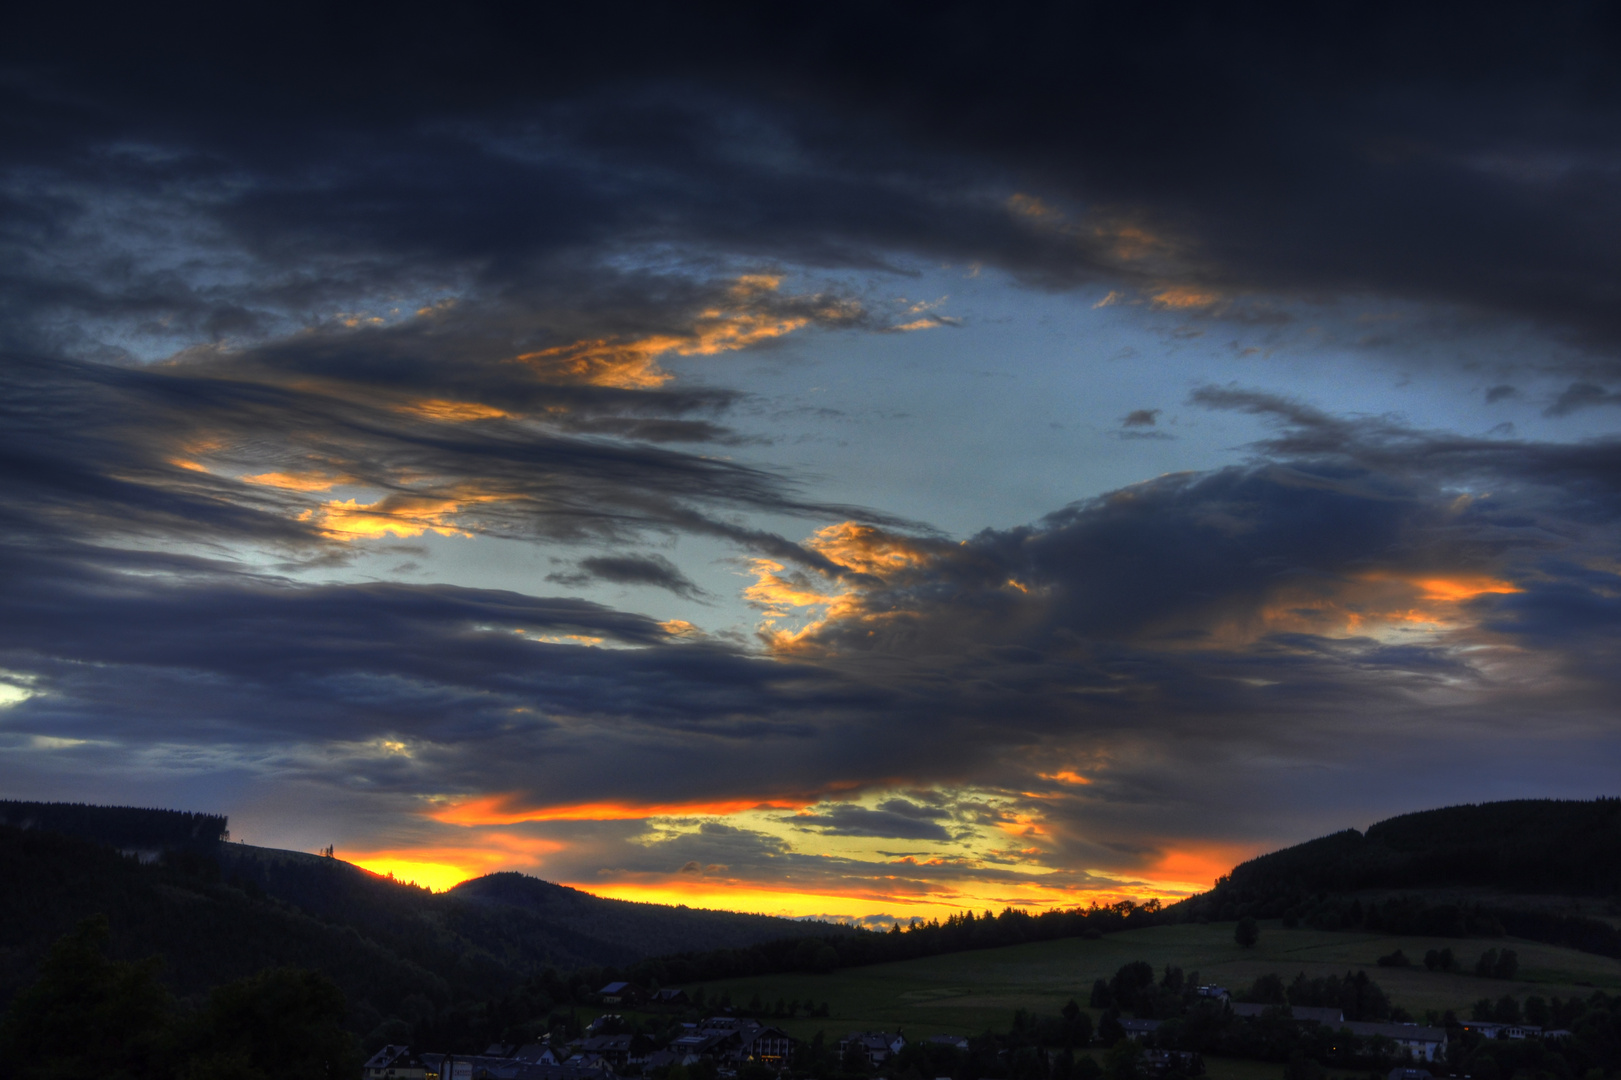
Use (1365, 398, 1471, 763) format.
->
(5, 2, 1621, 924)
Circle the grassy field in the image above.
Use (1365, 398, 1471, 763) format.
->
(677, 921, 1621, 1042)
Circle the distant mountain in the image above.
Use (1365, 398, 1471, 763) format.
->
(448, 872, 811, 958)
(0, 800, 836, 1034)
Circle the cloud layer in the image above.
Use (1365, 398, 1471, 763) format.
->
(2, 2, 1620, 914)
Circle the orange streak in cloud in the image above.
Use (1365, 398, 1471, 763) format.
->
(398, 399, 514, 422)
(1148, 842, 1265, 890)
(346, 836, 566, 892)
(240, 471, 345, 492)
(431, 793, 807, 826)
(1409, 575, 1522, 602)
(1151, 286, 1221, 309)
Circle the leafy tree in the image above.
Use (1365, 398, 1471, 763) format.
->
(1494, 949, 1519, 980)
(1491, 994, 1521, 1024)
(1424, 948, 1456, 972)
(1091, 978, 1115, 1009)
(181, 968, 359, 1079)
(1524, 995, 1551, 1026)
(1105, 1038, 1143, 1080)
(1476, 949, 1500, 977)
(1062, 998, 1095, 1047)
(1110, 962, 1156, 1014)
(1098, 1008, 1125, 1046)
(0, 914, 175, 1080)
(1236, 917, 1259, 948)
(1248, 973, 1287, 1004)
(1283, 1052, 1324, 1080)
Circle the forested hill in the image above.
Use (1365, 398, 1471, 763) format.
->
(0, 799, 226, 851)
(1210, 799, 1621, 901)
(448, 872, 814, 958)
(0, 804, 826, 1028)
(1171, 798, 1621, 956)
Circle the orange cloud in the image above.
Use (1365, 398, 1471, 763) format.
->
(397, 399, 514, 422)
(1401, 574, 1523, 603)
(747, 522, 947, 652)
(513, 275, 857, 389)
(302, 487, 513, 541)
(241, 471, 346, 492)
(345, 834, 566, 892)
(1146, 842, 1265, 891)
(1151, 286, 1221, 310)
(430, 792, 809, 826)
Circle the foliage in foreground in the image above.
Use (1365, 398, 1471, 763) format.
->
(0, 915, 360, 1080)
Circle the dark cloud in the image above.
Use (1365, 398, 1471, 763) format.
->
(551, 554, 708, 599)
(3, 2, 1620, 371)
(4, 4, 1621, 895)
(786, 803, 954, 841)
(1546, 381, 1621, 416)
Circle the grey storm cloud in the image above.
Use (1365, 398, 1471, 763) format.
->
(7, 384, 1621, 862)
(549, 554, 708, 599)
(5, 4, 1621, 880)
(2, 3, 1621, 371)
(785, 803, 955, 841)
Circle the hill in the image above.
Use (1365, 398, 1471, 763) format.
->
(1208, 799, 1621, 899)
(0, 801, 831, 1038)
(1168, 798, 1621, 957)
(448, 872, 811, 958)
(682, 920, 1621, 1042)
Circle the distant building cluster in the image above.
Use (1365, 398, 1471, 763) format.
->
(363, 978, 1579, 1080)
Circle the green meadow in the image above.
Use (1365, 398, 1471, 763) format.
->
(682, 921, 1621, 1042)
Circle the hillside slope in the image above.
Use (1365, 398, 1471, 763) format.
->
(1171, 798, 1621, 956)
(0, 801, 827, 1030)
(1216, 799, 1621, 899)
(449, 872, 818, 957)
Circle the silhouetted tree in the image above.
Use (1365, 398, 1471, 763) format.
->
(0, 914, 174, 1079)
(1236, 917, 1259, 948)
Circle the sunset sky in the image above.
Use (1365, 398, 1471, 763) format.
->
(5, 3, 1621, 923)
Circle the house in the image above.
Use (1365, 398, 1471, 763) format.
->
(365, 1046, 430, 1080)
(839, 1031, 906, 1067)
(1459, 1021, 1544, 1040)
(928, 1035, 970, 1051)
(1140, 1050, 1202, 1078)
(1340, 1022, 1447, 1062)
(508, 1043, 560, 1066)
(1230, 1004, 1345, 1025)
(1194, 985, 1230, 1001)
(597, 982, 645, 1007)
(1389, 1069, 1433, 1080)
(652, 988, 691, 1008)
(736, 1024, 796, 1066)
(499, 1064, 619, 1080)
(667, 1031, 738, 1061)
(1119, 1019, 1162, 1041)
(572, 1035, 643, 1069)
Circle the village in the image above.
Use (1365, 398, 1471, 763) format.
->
(361, 980, 1568, 1080)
